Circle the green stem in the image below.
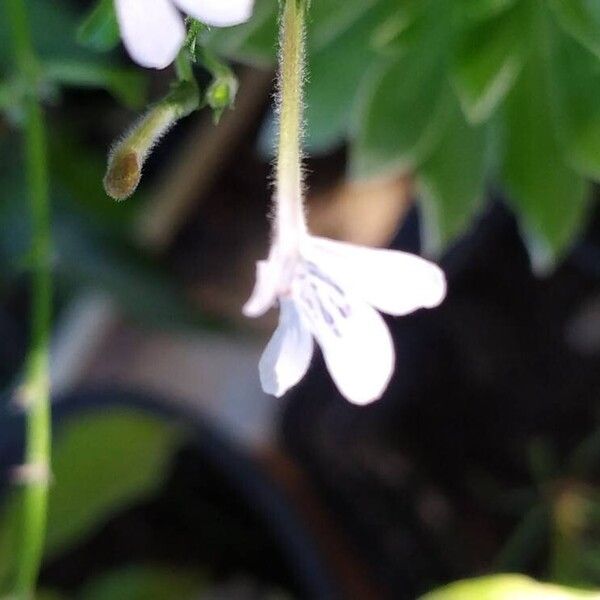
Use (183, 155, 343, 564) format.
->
(275, 0, 307, 246)
(7, 0, 52, 598)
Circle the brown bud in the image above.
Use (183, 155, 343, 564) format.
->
(104, 150, 141, 201)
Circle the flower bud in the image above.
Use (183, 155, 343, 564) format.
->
(206, 74, 238, 124)
(104, 103, 177, 201)
(104, 81, 199, 201)
(103, 149, 141, 201)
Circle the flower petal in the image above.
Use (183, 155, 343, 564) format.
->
(115, 0, 185, 69)
(308, 236, 447, 317)
(259, 299, 314, 397)
(173, 0, 254, 26)
(298, 283, 395, 405)
(243, 259, 281, 318)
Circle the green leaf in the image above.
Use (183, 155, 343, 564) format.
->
(451, 2, 529, 124)
(0, 409, 182, 586)
(43, 60, 147, 109)
(493, 505, 549, 572)
(307, 0, 378, 52)
(0, 0, 95, 64)
(369, 0, 427, 56)
(502, 56, 589, 271)
(79, 565, 206, 600)
(351, 46, 450, 178)
(49, 125, 138, 232)
(420, 574, 598, 600)
(418, 100, 488, 255)
(549, 0, 600, 61)
(45, 409, 182, 556)
(54, 222, 203, 329)
(304, 0, 398, 153)
(456, 0, 518, 22)
(77, 0, 120, 53)
(549, 30, 600, 180)
(352, 0, 454, 178)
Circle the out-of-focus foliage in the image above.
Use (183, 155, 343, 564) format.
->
(0, 409, 183, 592)
(1, 0, 600, 597)
(0, 0, 146, 110)
(421, 574, 600, 600)
(77, 565, 206, 600)
(0, 0, 212, 326)
(77, 0, 120, 53)
(210, 0, 600, 267)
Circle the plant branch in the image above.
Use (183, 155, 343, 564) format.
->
(6, 0, 53, 597)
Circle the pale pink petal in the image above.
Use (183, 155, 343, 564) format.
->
(115, 0, 185, 68)
(259, 299, 314, 397)
(307, 236, 447, 317)
(173, 0, 255, 26)
(298, 283, 395, 405)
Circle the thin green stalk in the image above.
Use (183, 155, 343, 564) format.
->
(7, 0, 52, 598)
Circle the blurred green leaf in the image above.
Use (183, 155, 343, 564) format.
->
(502, 56, 589, 270)
(0, 0, 92, 64)
(79, 565, 205, 600)
(44, 60, 147, 109)
(456, 0, 518, 22)
(418, 100, 488, 255)
(352, 55, 450, 178)
(451, 2, 529, 124)
(0, 409, 182, 591)
(352, 0, 453, 178)
(420, 574, 598, 599)
(307, 0, 377, 52)
(44, 409, 182, 557)
(52, 214, 203, 330)
(494, 505, 549, 572)
(550, 30, 600, 180)
(77, 0, 120, 53)
(209, 0, 380, 66)
(49, 125, 138, 232)
(371, 0, 431, 56)
(549, 0, 600, 61)
(0, 140, 210, 333)
(304, 0, 397, 153)
(0, 0, 142, 111)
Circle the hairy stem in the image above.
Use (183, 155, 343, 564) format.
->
(7, 0, 52, 597)
(275, 0, 307, 247)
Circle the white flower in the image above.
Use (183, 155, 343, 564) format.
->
(244, 228, 447, 406)
(115, 0, 255, 69)
(244, 0, 447, 405)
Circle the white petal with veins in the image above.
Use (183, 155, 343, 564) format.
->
(299, 285, 395, 405)
(115, 0, 185, 69)
(259, 299, 314, 397)
(173, 0, 255, 26)
(309, 237, 447, 317)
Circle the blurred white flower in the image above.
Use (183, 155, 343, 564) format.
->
(244, 221, 447, 406)
(115, 0, 254, 69)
